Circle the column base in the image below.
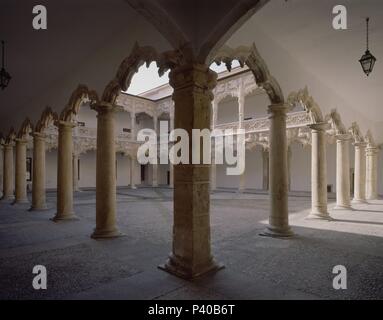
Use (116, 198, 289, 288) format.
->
(158, 253, 224, 280)
(152, 184, 158, 188)
(12, 198, 29, 205)
(260, 225, 294, 238)
(352, 198, 368, 204)
(29, 204, 48, 211)
(130, 185, 137, 190)
(51, 213, 79, 222)
(333, 205, 353, 210)
(0, 195, 15, 202)
(307, 212, 334, 221)
(91, 228, 123, 239)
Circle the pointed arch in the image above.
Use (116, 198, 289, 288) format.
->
(4, 127, 16, 144)
(349, 122, 365, 143)
(60, 85, 99, 121)
(213, 43, 284, 104)
(35, 107, 59, 133)
(325, 109, 347, 135)
(17, 118, 33, 140)
(287, 87, 324, 124)
(102, 43, 177, 104)
(365, 130, 376, 147)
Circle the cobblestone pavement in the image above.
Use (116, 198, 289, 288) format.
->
(0, 187, 382, 300)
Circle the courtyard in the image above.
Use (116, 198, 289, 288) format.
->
(0, 188, 382, 300)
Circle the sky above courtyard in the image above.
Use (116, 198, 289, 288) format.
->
(126, 61, 241, 95)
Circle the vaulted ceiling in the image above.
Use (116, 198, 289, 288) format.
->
(0, 0, 382, 142)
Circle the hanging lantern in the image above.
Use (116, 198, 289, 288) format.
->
(359, 18, 377, 77)
(0, 41, 11, 90)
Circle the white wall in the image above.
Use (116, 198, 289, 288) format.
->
(78, 151, 96, 188)
(243, 147, 263, 189)
(217, 97, 238, 125)
(244, 92, 269, 119)
(290, 143, 311, 192)
(46, 150, 57, 190)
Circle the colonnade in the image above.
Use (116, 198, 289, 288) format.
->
(0, 53, 381, 280)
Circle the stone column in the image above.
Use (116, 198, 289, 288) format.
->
(73, 153, 80, 192)
(130, 112, 136, 140)
(308, 123, 330, 219)
(152, 165, 158, 187)
(261, 104, 293, 237)
(239, 169, 246, 192)
(30, 133, 47, 210)
(53, 121, 77, 221)
(334, 134, 352, 210)
(238, 83, 244, 130)
(287, 145, 292, 192)
(14, 138, 29, 204)
(130, 156, 136, 189)
(152, 115, 159, 187)
(1, 143, 14, 201)
(159, 63, 222, 279)
(91, 103, 121, 238)
(210, 147, 216, 192)
(366, 146, 378, 200)
(353, 142, 367, 203)
(262, 148, 269, 191)
(169, 112, 174, 188)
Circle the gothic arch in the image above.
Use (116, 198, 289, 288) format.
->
(60, 85, 99, 121)
(349, 122, 365, 144)
(213, 43, 284, 104)
(17, 118, 33, 140)
(326, 109, 347, 135)
(365, 130, 376, 147)
(35, 107, 59, 133)
(102, 43, 175, 104)
(287, 87, 324, 124)
(4, 127, 16, 144)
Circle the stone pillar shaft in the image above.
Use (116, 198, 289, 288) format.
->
(2, 144, 14, 200)
(53, 121, 76, 221)
(366, 147, 378, 200)
(308, 123, 330, 219)
(131, 112, 136, 140)
(152, 164, 158, 187)
(159, 63, 222, 279)
(73, 153, 79, 192)
(335, 135, 352, 209)
(31, 133, 47, 210)
(262, 104, 293, 237)
(92, 103, 120, 238)
(262, 149, 269, 191)
(353, 142, 367, 203)
(14, 139, 28, 203)
(130, 157, 136, 189)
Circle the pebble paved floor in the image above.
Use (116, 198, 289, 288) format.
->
(0, 187, 382, 300)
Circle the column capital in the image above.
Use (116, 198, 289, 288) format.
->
(55, 120, 76, 129)
(32, 132, 47, 140)
(14, 138, 28, 145)
(353, 141, 368, 148)
(335, 133, 352, 141)
(169, 63, 217, 92)
(267, 103, 289, 115)
(366, 146, 379, 155)
(308, 122, 329, 132)
(2, 142, 14, 148)
(91, 101, 118, 114)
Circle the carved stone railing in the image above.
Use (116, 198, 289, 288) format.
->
(214, 111, 311, 134)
